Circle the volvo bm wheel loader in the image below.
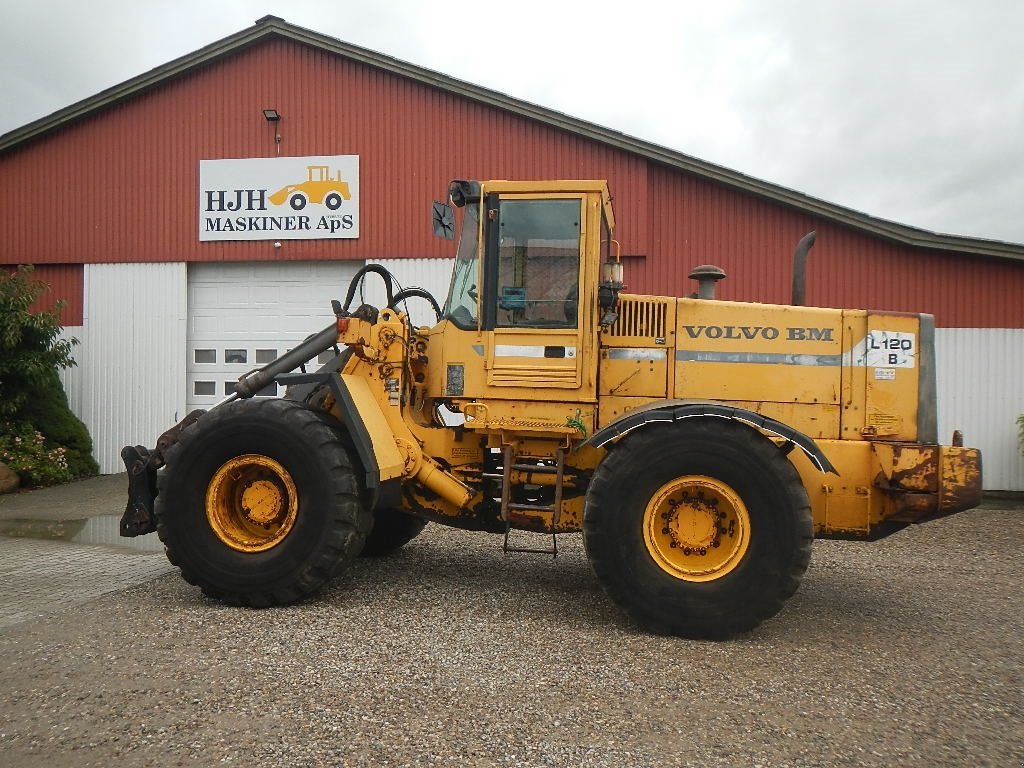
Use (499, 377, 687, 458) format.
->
(120, 179, 982, 639)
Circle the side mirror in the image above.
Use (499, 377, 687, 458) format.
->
(431, 201, 455, 239)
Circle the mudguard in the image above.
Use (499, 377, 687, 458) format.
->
(585, 400, 838, 475)
(278, 370, 405, 500)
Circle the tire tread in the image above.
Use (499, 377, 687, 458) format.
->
(155, 398, 372, 607)
(584, 419, 812, 638)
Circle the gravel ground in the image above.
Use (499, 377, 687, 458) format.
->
(1, 504, 1021, 768)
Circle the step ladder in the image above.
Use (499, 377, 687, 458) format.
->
(491, 445, 565, 557)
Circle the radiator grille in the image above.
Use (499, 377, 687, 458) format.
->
(608, 297, 669, 340)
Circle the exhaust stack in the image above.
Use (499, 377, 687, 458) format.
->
(791, 230, 817, 306)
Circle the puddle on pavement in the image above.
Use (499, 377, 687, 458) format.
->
(0, 515, 164, 553)
(71, 515, 165, 552)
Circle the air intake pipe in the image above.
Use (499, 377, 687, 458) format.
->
(688, 264, 727, 299)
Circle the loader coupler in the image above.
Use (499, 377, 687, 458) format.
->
(120, 445, 159, 537)
(118, 409, 206, 538)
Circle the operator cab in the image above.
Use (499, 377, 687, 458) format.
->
(435, 179, 619, 331)
(429, 179, 619, 403)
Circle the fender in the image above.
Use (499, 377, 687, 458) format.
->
(282, 368, 473, 514)
(585, 400, 838, 475)
(277, 369, 405, 508)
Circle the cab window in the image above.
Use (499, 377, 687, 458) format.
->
(443, 202, 480, 328)
(494, 199, 581, 328)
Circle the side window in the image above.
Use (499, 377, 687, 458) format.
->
(494, 199, 581, 328)
(443, 202, 481, 328)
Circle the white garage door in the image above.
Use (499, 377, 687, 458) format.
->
(187, 261, 363, 413)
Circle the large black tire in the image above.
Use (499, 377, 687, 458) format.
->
(155, 398, 371, 607)
(583, 419, 812, 639)
(359, 508, 428, 557)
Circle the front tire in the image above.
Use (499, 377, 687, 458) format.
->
(584, 419, 812, 638)
(156, 398, 371, 607)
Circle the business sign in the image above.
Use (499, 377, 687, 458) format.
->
(199, 155, 359, 241)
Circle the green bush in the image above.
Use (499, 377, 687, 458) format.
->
(0, 266, 77, 419)
(1, 265, 97, 485)
(19, 366, 99, 478)
(0, 423, 74, 487)
(1018, 414, 1024, 455)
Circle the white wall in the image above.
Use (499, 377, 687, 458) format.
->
(936, 328, 1024, 491)
(60, 263, 187, 474)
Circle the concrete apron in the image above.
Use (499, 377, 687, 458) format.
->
(0, 474, 173, 629)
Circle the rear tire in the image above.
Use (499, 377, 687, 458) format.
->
(360, 508, 428, 557)
(156, 398, 371, 607)
(584, 419, 812, 638)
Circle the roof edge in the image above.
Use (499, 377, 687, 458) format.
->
(0, 21, 274, 154)
(2, 16, 1022, 263)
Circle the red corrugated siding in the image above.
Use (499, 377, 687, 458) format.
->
(0, 39, 647, 265)
(1, 37, 1021, 327)
(641, 165, 1024, 327)
(2, 264, 83, 326)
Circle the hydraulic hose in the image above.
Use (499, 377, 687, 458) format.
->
(390, 287, 443, 322)
(341, 264, 397, 313)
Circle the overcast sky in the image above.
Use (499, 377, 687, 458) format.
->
(4, 0, 1022, 244)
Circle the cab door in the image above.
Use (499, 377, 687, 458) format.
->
(481, 193, 593, 400)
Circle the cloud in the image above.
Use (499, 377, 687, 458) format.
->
(700, 1, 1024, 241)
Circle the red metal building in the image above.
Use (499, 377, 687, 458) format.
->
(1, 16, 1022, 486)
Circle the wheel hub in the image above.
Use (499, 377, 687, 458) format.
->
(644, 475, 750, 582)
(668, 493, 727, 553)
(240, 479, 285, 525)
(206, 454, 298, 552)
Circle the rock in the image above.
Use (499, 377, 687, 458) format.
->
(0, 461, 20, 493)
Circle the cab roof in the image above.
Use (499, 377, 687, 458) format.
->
(478, 179, 615, 230)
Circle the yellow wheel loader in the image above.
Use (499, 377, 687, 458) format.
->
(120, 179, 982, 638)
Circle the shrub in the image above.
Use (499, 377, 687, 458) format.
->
(19, 366, 99, 478)
(0, 423, 74, 487)
(0, 265, 97, 484)
(0, 265, 78, 419)
(1018, 414, 1024, 455)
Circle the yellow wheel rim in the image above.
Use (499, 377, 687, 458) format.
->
(206, 454, 298, 553)
(643, 475, 751, 582)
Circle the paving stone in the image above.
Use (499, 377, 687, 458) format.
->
(0, 536, 173, 629)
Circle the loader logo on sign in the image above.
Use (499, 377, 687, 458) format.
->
(199, 155, 359, 241)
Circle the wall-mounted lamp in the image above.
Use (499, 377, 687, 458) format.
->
(263, 108, 282, 152)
